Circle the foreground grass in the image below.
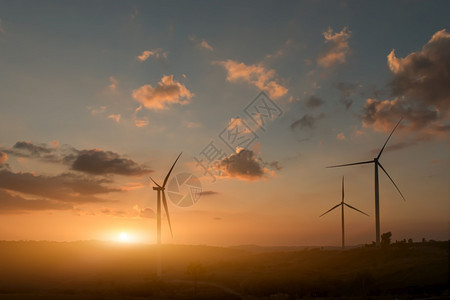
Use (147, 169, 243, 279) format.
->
(0, 241, 447, 299)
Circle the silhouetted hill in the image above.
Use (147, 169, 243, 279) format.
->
(228, 244, 358, 253)
(0, 240, 447, 299)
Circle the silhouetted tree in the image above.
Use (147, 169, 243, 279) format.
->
(408, 238, 413, 244)
(381, 232, 392, 248)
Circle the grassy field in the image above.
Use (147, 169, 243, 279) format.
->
(0, 241, 447, 299)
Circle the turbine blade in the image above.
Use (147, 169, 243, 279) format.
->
(319, 203, 341, 217)
(342, 176, 344, 202)
(378, 162, 406, 201)
(149, 176, 161, 188)
(377, 118, 402, 159)
(344, 203, 369, 216)
(327, 160, 374, 168)
(163, 152, 182, 188)
(162, 191, 173, 238)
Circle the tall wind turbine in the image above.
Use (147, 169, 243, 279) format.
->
(327, 119, 405, 247)
(320, 176, 368, 249)
(149, 152, 182, 277)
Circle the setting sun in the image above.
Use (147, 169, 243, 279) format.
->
(118, 232, 132, 243)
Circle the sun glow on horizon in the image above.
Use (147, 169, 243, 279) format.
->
(117, 232, 133, 243)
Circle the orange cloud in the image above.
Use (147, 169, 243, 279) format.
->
(89, 106, 106, 115)
(49, 140, 60, 148)
(318, 27, 351, 68)
(108, 114, 121, 123)
(199, 39, 214, 51)
(119, 182, 145, 191)
(265, 39, 292, 59)
(189, 35, 214, 51)
(134, 118, 149, 128)
(187, 121, 202, 128)
(132, 75, 193, 110)
(336, 132, 346, 140)
(137, 49, 167, 61)
(0, 152, 7, 164)
(108, 76, 118, 91)
(216, 59, 288, 99)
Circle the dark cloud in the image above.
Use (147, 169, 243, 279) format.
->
(362, 98, 441, 131)
(336, 82, 356, 109)
(199, 190, 219, 196)
(2, 141, 151, 177)
(0, 189, 72, 213)
(305, 95, 324, 109)
(362, 29, 450, 139)
(388, 29, 450, 114)
(0, 169, 117, 203)
(290, 113, 325, 131)
(12, 141, 52, 155)
(214, 149, 278, 181)
(70, 149, 152, 176)
(2, 141, 63, 163)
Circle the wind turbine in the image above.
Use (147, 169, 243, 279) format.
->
(327, 119, 405, 247)
(149, 152, 182, 277)
(320, 176, 368, 249)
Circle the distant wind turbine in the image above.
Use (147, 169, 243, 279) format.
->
(327, 119, 405, 247)
(149, 152, 182, 277)
(320, 176, 368, 249)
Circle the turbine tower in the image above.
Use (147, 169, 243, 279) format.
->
(327, 119, 405, 247)
(320, 176, 368, 249)
(149, 152, 182, 277)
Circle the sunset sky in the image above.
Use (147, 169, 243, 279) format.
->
(0, 1, 448, 246)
